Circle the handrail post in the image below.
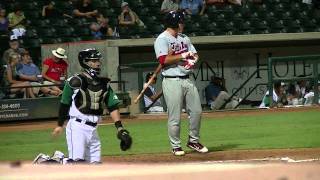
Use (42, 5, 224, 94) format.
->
(312, 60, 319, 104)
(268, 57, 273, 107)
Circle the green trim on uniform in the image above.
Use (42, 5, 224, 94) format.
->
(60, 83, 74, 105)
(105, 87, 120, 109)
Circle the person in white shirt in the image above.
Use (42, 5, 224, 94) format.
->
(260, 81, 287, 108)
(143, 72, 164, 113)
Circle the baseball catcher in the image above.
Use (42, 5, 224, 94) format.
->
(52, 48, 132, 164)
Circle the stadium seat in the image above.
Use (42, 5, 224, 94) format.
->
(130, 0, 144, 9)
(24, 38, 42, 48)
(300, 18, 317, 32)
(204, 22, 218, 32)
(149, 24, 164, 35)
(32, 19, 51, 28)
(198, 15, 210, 28)
(70, 18, 90, 27)
(56, 27, 75, 37)
(96, 0, 109, 9)
(142, 16, 158, 27)
(206, 6, 218, 17)
(219, 21, 234, 32)
(234, 4, 251, 19)
(185, 22, 201, 33)
(40, 37, 62, 44)
(142, 0, 161, 7)
(270, 20, 285, 31)
(137, 7, 150, 17)
(24, 28, 38, 38)
(239, 21, 252, 31)
(81, 36, 95, 41)
(24, 10, 41, 19)
(101, 8, 116, 18)
(108, 0, 122, 8)
(52, 19, 69, 28)
(62, 37, 82, 43)
(20, 1, 39, 11)
(37, 27, 57, 38)
(252, 20, 269, 30)
(75, 27, 91, 36)
(55, 1, 71, 9)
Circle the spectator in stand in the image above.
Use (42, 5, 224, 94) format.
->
(89, 13, 113, 39)
(17, 50, 62, 96)
(42, 47, 68, 90)
(0, 8, 9, 35)
(2, 35, 25, 64)
(62, 0, 76, 18)
(118, 2, 144, 28)
(7, 4, 26, 38)
(259, 81, 287, 108)
(205, 75, 239, 110)
(90, 22, 103, 39)
(143, 72, 164, 113)
(2, 52, 35, 98)
(96, 13, 113, 36)
(161, 0, 180, 14)
(41, 1, 72, 18)
(73, 0, 98, 19)
(180, 0, 206, 16)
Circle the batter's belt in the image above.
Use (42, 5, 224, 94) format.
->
(163, 75, 189, 79)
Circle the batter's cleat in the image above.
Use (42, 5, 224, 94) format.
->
(172, 147, 185, 156)
(187, 142, 209, 153)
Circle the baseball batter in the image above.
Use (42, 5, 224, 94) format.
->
(154, 11, 208, 156)
(52, 48, 132, 164)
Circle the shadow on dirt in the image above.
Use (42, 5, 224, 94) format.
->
(208, 144, 242, 152)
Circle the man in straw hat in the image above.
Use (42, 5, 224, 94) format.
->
(41, 47, 68, 91)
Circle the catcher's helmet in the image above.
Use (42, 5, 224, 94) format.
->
(164, 11, 184, 29)
(78, 48, 102, 75)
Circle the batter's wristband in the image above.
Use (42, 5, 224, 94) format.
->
(114, 121, 123, 130)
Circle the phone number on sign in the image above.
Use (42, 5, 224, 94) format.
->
(0, 103, 21, 110)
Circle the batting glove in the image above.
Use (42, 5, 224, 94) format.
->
(181, 51, 194, 59)
(183, 59, 197, 69)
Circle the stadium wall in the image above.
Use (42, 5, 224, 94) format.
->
(41, 33, 320, 104)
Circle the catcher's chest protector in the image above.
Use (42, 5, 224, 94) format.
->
(75, 75, 109, 115)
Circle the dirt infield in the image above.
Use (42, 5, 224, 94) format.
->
(1, 161, 320, 179)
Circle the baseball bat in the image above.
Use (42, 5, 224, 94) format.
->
(134, 64, 162, 104)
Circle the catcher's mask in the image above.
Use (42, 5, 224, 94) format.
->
(78, 48, 102, 77)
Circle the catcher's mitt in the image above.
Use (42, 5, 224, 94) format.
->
(117, 129, 132, 151)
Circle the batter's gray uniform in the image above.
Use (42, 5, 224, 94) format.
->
(154, 31, 202, 149)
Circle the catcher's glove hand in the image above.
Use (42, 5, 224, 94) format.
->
(117, 129, 132, 151)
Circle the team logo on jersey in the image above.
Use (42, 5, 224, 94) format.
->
(170, 41, 187, 54)
(113, 95, 119, 100)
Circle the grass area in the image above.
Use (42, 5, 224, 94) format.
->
(0, 110, 320, 161)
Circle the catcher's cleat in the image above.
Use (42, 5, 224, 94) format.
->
(172, 147, 185, 156)
(33, 153, 51, 164)
(187, 142, 208, 153)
